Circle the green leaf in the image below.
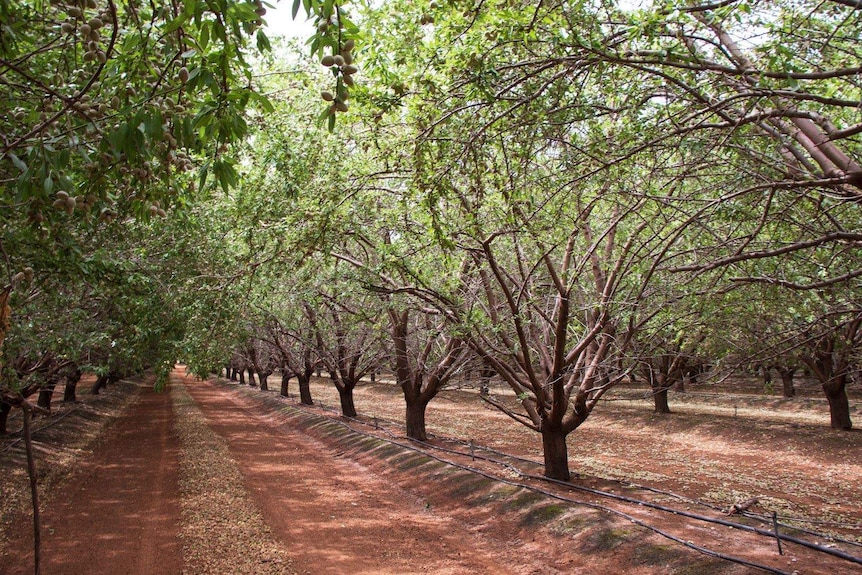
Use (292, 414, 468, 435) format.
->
(9, 153, 27, 173)
(292, 0, 301, 19)
(256, 30, 271, 53)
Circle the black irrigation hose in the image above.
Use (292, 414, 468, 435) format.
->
(0, 402, 85, 453)
(428, 432, 862, 547)
(243, 384, 862, 569)
(408, 434, 862, 567)
(282, 402, 794, 575)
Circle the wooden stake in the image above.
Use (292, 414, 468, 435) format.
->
(22, 405, 41, 575)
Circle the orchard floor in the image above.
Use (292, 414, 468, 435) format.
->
(0, 368, 860, 574)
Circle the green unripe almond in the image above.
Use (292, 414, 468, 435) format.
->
(333, 54, 345, 66)
(341, 51, 353, 65)
(321, 91, 334, 101)
(342, 39, 355, 52)
(321, 55, 335, 67)
(342, 65, 358, 75)
(61, 22, 74, 34)
(342, 74, 354, 87)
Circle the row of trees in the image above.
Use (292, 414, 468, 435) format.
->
(188, 0, 859, 481)
(2, 0, 860, 486)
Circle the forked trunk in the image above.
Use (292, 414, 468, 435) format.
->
(824, 377, 852, 430)
(405, 398, 429, 441)
(338, 386, 357, 418)
(541, 426, 571, 481)
(280, 373, 291, 397)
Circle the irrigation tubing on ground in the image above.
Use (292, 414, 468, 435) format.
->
(0, 402, 84, 453)
(426, 432, 862, 546)
(243, 389, 792, 575)
(231, 380, 862, 569)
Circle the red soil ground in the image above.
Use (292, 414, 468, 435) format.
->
(1, 367, 860, 574)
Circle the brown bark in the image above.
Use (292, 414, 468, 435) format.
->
(22, 405, 41, 575)
(280, 372, 291, 397)
(0, 401, 10, 434)
(824, 376, 852, 430)
(297, 374, 313, 405)
(405, 397, 429, 441)
(257, 371, 269, 392)
(247, 368, 256, 387)
(37, 383, 55, 411)
(776, 367, 796, 398)
(63, 370, 82, 403)
(91, 375, 108, 395)
(337, 386, 357, 418)
(653, 387, 671, 414)
(541, 425, 571, 481)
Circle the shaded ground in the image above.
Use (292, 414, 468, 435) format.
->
(1, 367, 860, 574)
(1, 378, 182, 574)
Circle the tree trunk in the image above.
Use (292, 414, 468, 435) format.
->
(823, 377, 852, 430)
(238, 370, 246, 385)
(63, 370, 82, 403)
(247, 368, 257, 387)
(91, 375, 108, 395)
(36, 385, 54, 411)
(298, 375, 313, 405)
(337, 386, 357, 418)
(0, 402, 10, 434)
(257, 372, 268, 391)
(653, 388, 671, 414)
(541, 425, 571, 481)
(280, 372, 291, 397)
(405, 398, 429, 441)
(229, 368, 238, 381)
(777, 367, 796, 398)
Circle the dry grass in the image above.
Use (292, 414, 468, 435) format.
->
(171, 379, 295, 574)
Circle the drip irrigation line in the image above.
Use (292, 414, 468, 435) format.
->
(245, 385, 862, 566)
(279, 402, 794, 575)
(0, 402, 84, 453)
(408, 433, 862, 567)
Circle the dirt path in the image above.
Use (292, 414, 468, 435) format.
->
(3, 370, 556, 574)
(7, 367, 857, 574)
(179, 371, 528, 575)
(1, 382, 183, 575)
